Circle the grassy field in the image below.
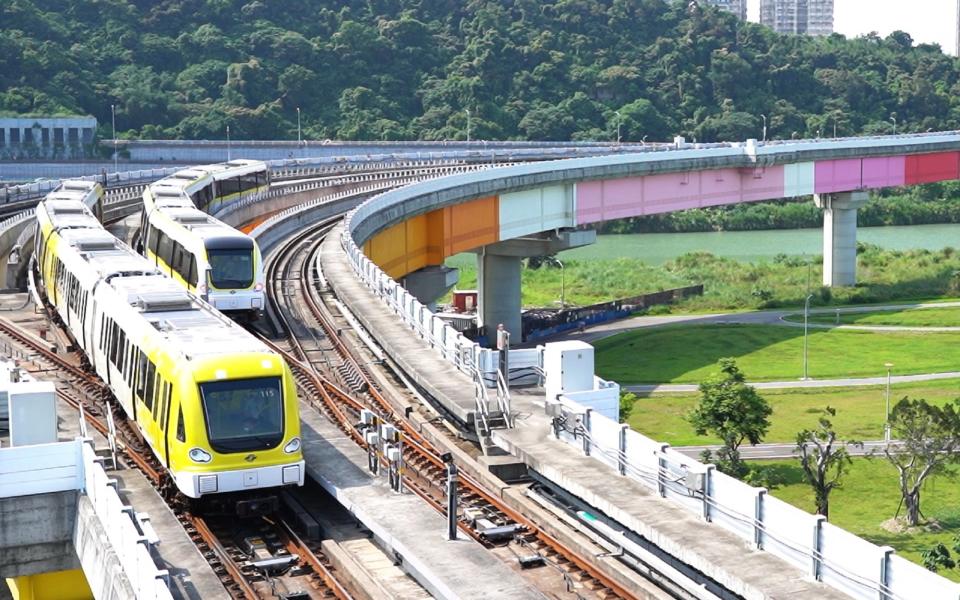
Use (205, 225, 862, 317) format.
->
(626, 380, 960, 446)
(444, 245, 960, 312)
(756, 458, 960, 581)
(594, 324, 960, 384)
(782, 306, 960, 327)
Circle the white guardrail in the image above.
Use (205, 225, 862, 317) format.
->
(0, 438, 174, 600)
(548, 396, 959, 600)
(335, 134, 960, 600)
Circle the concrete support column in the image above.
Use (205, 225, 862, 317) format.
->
(402, 265, 460, 311)
(815, 191, 869, 287)
(477, 250, 522, 342)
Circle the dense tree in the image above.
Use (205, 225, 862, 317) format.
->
(1, 0, 960, 144)
(689, 358, 772, 477)
(795, 407, 859, 519)
(884, 398, 960, 526)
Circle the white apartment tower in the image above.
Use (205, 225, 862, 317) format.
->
(760, 0, 834, 36)
(701, 0, 748, 21)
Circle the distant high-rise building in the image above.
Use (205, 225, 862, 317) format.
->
(701, 0, 748, 21)
(760, 0, 834, 36)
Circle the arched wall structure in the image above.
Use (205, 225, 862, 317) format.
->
(359, 138, 960, 280)
(351, 134, 960, 337)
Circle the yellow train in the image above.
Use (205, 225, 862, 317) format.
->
(139, 160, 269, 320)
(34, 187, 303, 502)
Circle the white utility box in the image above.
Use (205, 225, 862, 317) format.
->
(544, 341, 595, 401)
(9, 381, 58, 446)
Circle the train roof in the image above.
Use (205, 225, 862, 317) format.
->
(156, 205, 251, 243)
(39, 198, 270, 360)
(197, 160, 268, 180)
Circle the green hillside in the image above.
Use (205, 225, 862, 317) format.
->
(3, 0, 959, 143)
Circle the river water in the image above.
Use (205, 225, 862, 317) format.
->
(556, 224, 960, 265)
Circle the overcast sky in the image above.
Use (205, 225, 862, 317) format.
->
(746, 0, 958, 55)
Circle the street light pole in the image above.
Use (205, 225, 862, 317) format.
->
(615, 111, 621, 144)
(760, 114, 767, 142)
(465, 108, 471, 142)
(111, 104, 117, 173)
(296, 107, 301, 145)
(226, 125, 231, 161)
(802, 293, 814, 380)
(884, 362, 894, 442)
(890, 115, 897, 135)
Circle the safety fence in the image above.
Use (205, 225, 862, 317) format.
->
(547, 396, 960, 600)
(0, 438, 174, 600)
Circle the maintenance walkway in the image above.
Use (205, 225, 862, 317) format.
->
(319, 227, 851, 600)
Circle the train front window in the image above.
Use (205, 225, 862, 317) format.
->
(207, 247, 254, 289)
(199, 376, 283, 453)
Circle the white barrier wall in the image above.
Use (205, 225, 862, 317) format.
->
(0, 439, 174, 600)
(547, 397, 960, 600)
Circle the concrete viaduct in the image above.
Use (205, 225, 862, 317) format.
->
(349, 133, 960, 340)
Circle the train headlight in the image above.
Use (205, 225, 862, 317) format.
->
(189, 447, 212, 463)
(283, 437, 301, 454)
(255, 282, 264, 292)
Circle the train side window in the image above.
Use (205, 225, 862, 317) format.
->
(158, 233, 173, 266)
(144, 362, 156, 412)
(147, 227, 157, 254)
(188, 256, 198, 287)
(109, 322, 121, 366)
(169, 242, 183, 273)
(127, 345, 137, 388)
(162, 384, 172, 431)
(176, 407, 185, 442)
(152, 378, 164, 420)
(99, 315, 106, 350)
(136, 351, 148, 401)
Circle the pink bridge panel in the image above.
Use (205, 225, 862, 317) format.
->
(576, 166, 787, 224)
(740, 166, 786, 203)
(814, 159, 863, 194)
(643, 171, 703, 214)
(862, 156, 906, 189)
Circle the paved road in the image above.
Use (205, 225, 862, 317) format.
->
(558, 300, 960, 344)
(626, 370, 960, 393)
(674, 440, 896, 460)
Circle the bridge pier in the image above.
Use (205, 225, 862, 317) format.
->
(815, 191, 869, 287)
(476, 229, 595, 344)
(402, 265, 459, 310)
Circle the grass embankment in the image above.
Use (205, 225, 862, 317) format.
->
(783, 306, 960, 327)
(446, 245, 960, 312)
(756, 458, 960, 582)
(625, 380, 960, 446)
(594, 324, 960, 384)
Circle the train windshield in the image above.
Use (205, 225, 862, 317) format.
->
(199, 376, 283, 452)
(207, 245, 254, 289)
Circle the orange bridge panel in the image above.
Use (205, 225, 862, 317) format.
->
(367, 221, 407, 279)
(446, 196, 499, 256)
(404, 214, 430, 274)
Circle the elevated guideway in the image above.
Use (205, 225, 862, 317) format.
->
(304, 132, 960, 600)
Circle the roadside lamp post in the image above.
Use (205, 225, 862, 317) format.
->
(296, 107, 301, 145)
(884, 362, 894, 442)
(760, 114, 767, 142)
(226, 125, 231, 161)
(111, 104, 117, 173)
(615, 111, 622, 144)
(802, 293, 814, 380)
(465, 108, 471, 142)
(890, 115, 897, 135)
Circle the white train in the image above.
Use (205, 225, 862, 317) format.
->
(139, 160, 269, 320)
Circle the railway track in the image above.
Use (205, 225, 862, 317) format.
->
(0, 311, 352, 600)
(260, 216, 636, 600)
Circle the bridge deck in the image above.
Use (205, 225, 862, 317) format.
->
(319, 229, 852, 600)
(495, 393, 849, 600)
(299, 402, 547, 600)
(319, 227, 477, 427)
